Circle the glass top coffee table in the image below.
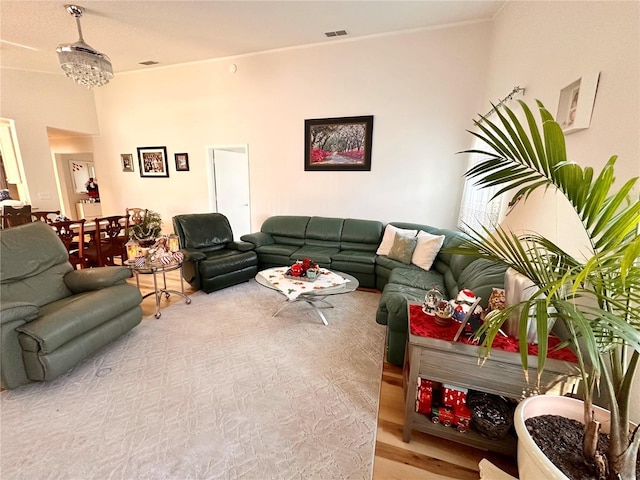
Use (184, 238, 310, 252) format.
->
(255, 267, 359, 325)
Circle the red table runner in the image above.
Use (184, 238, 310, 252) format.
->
(409, 304, 577, 363)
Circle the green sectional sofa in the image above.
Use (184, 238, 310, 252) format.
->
(240, 216, 383, 289)
(375, 222, 508, 366)
(241, 216, 507, 366)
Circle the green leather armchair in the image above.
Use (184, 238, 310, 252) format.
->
(172, 213, 258, 293)
(0, 222, 143, 389)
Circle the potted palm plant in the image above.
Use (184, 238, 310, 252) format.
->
(454, 100, 640, 479)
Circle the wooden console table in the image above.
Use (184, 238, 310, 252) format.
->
(403, 302, 580, 456)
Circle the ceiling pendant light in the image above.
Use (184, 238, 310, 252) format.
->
(56, 4, 113, 89)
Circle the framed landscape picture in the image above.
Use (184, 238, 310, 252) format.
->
(175, 153, 189, 171)
(137, 146, 169, 178)
(121, 153, 134, 172)
(304, 115, 374, 171)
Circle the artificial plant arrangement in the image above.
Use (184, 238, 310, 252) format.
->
(128, 209, 162, 246)
(454, 100, 640, 479)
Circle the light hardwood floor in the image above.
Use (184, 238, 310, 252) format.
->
(128, 271, 519, 479)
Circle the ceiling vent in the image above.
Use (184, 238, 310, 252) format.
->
(139, 60, 159, 66)
(324, 30, 348, 38)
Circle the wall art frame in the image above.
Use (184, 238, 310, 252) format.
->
(304, 115, 373, 171)
(121, 153, 134, 172)
(175, 153, 189, 171)
(556, 72, 600, 135)
(137, 146, 169, 178)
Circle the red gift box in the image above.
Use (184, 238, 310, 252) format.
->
(443, 384, 467, 408)
(415, 378, 434, 414)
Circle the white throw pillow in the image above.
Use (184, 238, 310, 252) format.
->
(376, 225, 418, 255)
(411, 230, 445, 270)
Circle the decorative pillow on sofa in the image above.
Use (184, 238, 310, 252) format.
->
(0, 189, 12, 201)
(387, 232, 418, 264)
(411, 230, 445, 270)
(376, 225, 418, 255)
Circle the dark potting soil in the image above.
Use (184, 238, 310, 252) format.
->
(526, 414, 640, 480)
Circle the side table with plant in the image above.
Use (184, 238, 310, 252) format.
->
(452, 100, 639, 480)
(129, 209, 163, 247)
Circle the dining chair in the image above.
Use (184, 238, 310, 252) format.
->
(1, 205, 33, 228)
(85, 215, 128, 267)
(125, 207, 148, 231)
(31, 210, 61, 224)
(50, 219, 86, 269)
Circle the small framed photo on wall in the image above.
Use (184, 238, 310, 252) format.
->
(556, 72, 600, 134)
(175, 153, 189, 171)
(121, 153, 134, 172)
(137, 146, 169, 178)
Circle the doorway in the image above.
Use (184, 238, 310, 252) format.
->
(207, 145, 251, 238)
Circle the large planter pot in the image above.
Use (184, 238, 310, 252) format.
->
(514, 395, 612, 480)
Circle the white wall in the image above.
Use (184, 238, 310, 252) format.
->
(482, 1, 640, 422)
(484, 1, 639, 253)
(0, 69, 99, 212)
(92, 22, 492, 233)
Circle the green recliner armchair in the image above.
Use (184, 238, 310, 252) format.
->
(0, 222, 143, 389)
(172, 213, 258, 293)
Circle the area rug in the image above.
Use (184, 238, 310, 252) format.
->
(0, 280, 385, 480)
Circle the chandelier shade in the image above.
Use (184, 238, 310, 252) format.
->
(56, 5, 113, 88)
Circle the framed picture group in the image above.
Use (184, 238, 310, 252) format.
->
(120, 147, 192, 177)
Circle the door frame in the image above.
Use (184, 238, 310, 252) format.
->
(205, 143, 251, 229)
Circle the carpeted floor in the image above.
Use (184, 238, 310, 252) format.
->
(0, 280, 385, 480)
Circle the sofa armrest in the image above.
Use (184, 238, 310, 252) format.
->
(240, 232, 274, 248)
(64, 266, 132, 293)
(181, 248, 207, 262)
(0, 302, 40, 325)
(228, 240, 255, 252)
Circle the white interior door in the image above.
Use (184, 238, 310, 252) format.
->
(208, 145, 251, 238)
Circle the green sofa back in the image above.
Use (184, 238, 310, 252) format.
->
(173, 213, 233, 251)
(261, 216, 310, 246)
(341, 218, 383, 252)
(0, 222, 73, 307)
(305, 217, 344, 248)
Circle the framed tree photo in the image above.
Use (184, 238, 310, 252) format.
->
(175, 153, 189, 171)
(137, 146, 169, 178)
(304, 115, 374, 171)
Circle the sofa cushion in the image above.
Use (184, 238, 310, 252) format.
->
(455, 259, 508, 309)
(432, 229, 468, 274)
(330, 259, 375, 275)
(378, 282, 432, 330)
(340, 218, 383, 252)
(256, 244, 300, 258)
(388, 266, 446, 292)
(388, 233, 417, 264)
(376, 225, 417, 255)
(261, 216, 310, 246)
(290, 246, 339, 265)
(17, 283, 142, 354)
(0, 302, 40, 325)
(331, 249, 376, 265)
(0, 222, 74, 307)
(376, 254, 407, 272)
(304, 217, 344, 248)
(173, 213, 233, 249)
(199, 250, 258, 278)
(411, 231, 445, 270)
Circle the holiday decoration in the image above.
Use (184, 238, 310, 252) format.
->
(284, 258, 320, 282)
